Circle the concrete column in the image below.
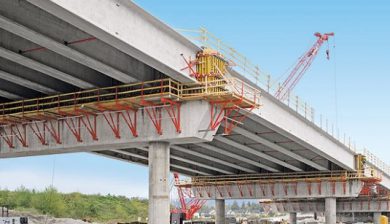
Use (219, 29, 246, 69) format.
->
(148, 142, 170, 224)
(373, 212, 381, 224)
(289, 212, 297, 224)
(325, 198, 336, 224)
(215, 199, 225, 224)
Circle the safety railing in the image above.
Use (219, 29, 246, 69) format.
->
(177, 170, 381, 187)
(0, 77, 260, 120)
(178, 27, 390, 177)
(0, 79, 181, 117)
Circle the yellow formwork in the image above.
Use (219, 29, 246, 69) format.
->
(196, 48, 228, 77)
(380, 215, 388, 224)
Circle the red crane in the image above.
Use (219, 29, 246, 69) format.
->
(171, 172, 206, 220)
(274, 32, 335, 101)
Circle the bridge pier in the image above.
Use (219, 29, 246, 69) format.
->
(289, 212, 297, 224)
(325, 198, 336, 224)
(215, 199, 225, 224)
(148, 142, 170, 224)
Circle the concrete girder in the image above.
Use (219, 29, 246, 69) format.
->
(0, 15, 136, 83)
(191, 180, 364, 200)
(91, 151, 202, 177)
(0, 70, 57, 94)
(232, 126, 328, 171)
(0, 89, 23, 100)
(0, 46, 95, 89)
(268, 199, 390, 213)
(0, 101, 216, 158)
(27, 0, 198, 83)
(108, 149, 211, 176)
(136, 147, 231, 175)
(171, 145, 255, 174)
(197, 142, 280, 172)
(214, 136, 302, 172)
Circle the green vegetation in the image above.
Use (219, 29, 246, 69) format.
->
(0, 186, 148, 222)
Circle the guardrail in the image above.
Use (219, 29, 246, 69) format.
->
(178, 27, 390, 176)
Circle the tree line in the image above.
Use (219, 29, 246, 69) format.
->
(0, 186, 148, 222)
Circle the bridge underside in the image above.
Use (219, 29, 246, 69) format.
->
(1, 1, 390, 224)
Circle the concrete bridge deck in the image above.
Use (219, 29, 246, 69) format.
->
(0, 1, 389, 223)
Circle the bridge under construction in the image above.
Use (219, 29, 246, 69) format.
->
(0, 1, 389, 224)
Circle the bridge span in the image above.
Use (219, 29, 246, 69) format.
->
(0, 1, 389, 224)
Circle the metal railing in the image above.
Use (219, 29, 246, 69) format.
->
(176, 170, 381, 187)
(178, 27, 390, 176)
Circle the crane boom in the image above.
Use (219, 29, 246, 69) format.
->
(171, 172, 206, 221)
(275, 32, 334, 101)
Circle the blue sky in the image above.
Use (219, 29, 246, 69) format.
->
(0, 1, 389, 198)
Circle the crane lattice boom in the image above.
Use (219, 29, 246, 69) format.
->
(275, 32, 334, 101)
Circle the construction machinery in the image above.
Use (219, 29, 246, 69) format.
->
(274, 32, 334, 101)
(171, 173, 207, 224)
(0, 207, 28, 224)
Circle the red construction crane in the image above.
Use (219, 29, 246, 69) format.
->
(171, 172, 206, 220)
(274, 32, 335, 101)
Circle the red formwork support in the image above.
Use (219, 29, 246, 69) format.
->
(223, 105, 255, 135)
(121, 109, 138, 137)
(161, 98, 181, 133)
(140, 100, 163, 135)
(270, 183, 275, 196)
(293, 182, 298, 195)
(0, 126, 14, 148)
(80, 115, 98, 141)
(216, 185, 224, 197)
(29, 122, 47, 145)
(237, 183, 245, 197)
(226, 184, 233, 197)
(342, 181, 347, 195)
(140, 98, 181, 135)
(331, 181, 336, 195)
(246, 184, 254, 197)
(12, 124, 28, 147)
(259, 183, 267, 197)
(307, 182, 312, 195)
(64, 117, 82, 142)
(46, 120, 62, 144)
(209, 102, 255, 135)
(317, 181, 322, 195)
(103, 112, 121, 139)
(195, 186, 203, 198)
(283, 183, 289, 196)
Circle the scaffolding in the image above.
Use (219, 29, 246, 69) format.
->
(0, 49, 260, 147)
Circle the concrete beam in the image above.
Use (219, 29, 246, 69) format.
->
(91, 151, 203, 177)
(214, 136, 302, 172)
(136, 146, 232, 175)
(0, 89, 23, 100)
(0, 70, 57, 94)
(0, 46, 95, 89)
(171, 145, 255, 174)
(27, 0, 198, 83)
(197, 142, 280, 172)
(0, 15, 136, 83)
(269, 199, 390, 213)
(191, 180, 363, 200)
(232, 126, 328, 171)
(0, 101, 216, 158)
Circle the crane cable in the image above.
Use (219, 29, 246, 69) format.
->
(332, 36, 339, 136)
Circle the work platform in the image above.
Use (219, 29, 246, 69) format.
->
(1, 1, 390, 224)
